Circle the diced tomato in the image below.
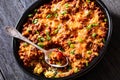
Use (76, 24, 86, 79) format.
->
(57, 51, 64, 60)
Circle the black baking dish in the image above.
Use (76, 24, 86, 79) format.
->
(13, 0, 112, 80)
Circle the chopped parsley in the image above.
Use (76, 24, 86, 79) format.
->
(87, 24, 92, 29)
(38, 36, 45, 42)
(70, 50, 75, 54)
(87, 23, 98, 29)
(103, 38, 105, 43)
(54, 13, 58, 17)
(54, 25, 61, 34)
(45, 24, 48, 27)
(92, 33, 97, 38)
(27, 28, 31, 32)
(65, 3, 69, 8)
(23, 42, 28, 47)
(92, 23, 98, 27)
(58, 47, 64, 52)
(68, 66, 72, 70)
(67, 40, 72, 45)
(78, 37, 83, 43)
(46, 14, 52, 18)
(32, 19, 38, 24)
(46, 31, 51, 41)
(87, 10, 91, 16)
(61, 10, 67, 15)
(104, 18, 107, 22)
(54, 29, 59, 34)
(87, 50, 92, 54)
(34, 9, 37, 13)
(35, 30, 39, 34)
(86, 61, 89, 66)
(74, 67, 78, 73)
(28, 14, 33, 17)
(86, 0, 90, 3)
(70, 44, 75, 48)
(37, 43, 44, 48)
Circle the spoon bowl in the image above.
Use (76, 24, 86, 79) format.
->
(45, 49, 69, 68)
(5, 26, 68, 68)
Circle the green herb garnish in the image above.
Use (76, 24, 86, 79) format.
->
(46, 31, 49, 35)
(57, 25, 61, 29)
(40, 37, 45, 42)
(38, 36, 45, 42)
(46, 14, 52, 18)
(28, 14, 33, 17)
(23, 42, 28, 47)
(54, 25, 61, 34)
(32, 19, 38, 24)
(87, 24, 92, 29)
(87, 50, 92, 54)
(54, 8, 58, 12)
(104, 18, 107, 22)
(27, 28, 31, 32)
(34, 9, 37, 13)
(70, 50, 75, 54)
(67, 40, 72, 45)
(58, 47, 64, 52)
(46, 36, 51, 41)
(46, 31, 51, 41)
(37, 43, 44, 48)
(74, 67, 78, 73)
(103, 38, 105, 43)
(35, 30, 39, 34)
(92, 23, 98, 27)
(54, 29, 59, 34)
(92, 33, 97, 38)
(78, 38, 83, 43)
(87, 23, 98, 29)
(45, 24, 48, 27)
(68, 66, 72, 70)
(87, 10, 91, 16)
(61, 10, 67, 15)
(54, 13, 58, 17)
(86, 0, 90, 3)
(70, 44, 75, 48)
(65, 3, 69, 8)
(86, 61, 89, 66)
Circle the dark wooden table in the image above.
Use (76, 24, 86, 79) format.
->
(0, 0, 120, 80)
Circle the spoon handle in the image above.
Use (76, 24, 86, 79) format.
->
(5, 26, 47, 53)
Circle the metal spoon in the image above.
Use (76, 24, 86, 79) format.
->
(5, 26, 68, 68)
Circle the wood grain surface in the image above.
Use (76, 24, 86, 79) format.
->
(0, 0, 120, 80)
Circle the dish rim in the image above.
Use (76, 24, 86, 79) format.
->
(12, 0, 112, 80)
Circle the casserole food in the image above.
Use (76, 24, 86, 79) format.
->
(13, 0, 112, 79)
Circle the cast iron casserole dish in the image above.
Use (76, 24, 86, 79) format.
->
(13, 0, 112, 80)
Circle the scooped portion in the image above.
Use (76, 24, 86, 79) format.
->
(48, 49, 67, 66)
(18, 0, 108, 78)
